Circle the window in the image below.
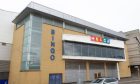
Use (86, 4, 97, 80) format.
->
(96, 46, 102, 57)
(87, 29, 102, 37)
(73, 43, 81, 56)
(1, 43, 6, 46)
(102, 47, 106, 58)
(65, 23, 85, 33)
(81, 44, 88, 56)
(63, 41, 125, 59)
(43, 17, 63, 27)
(93, 79, 103, 83)
(89, 45, 96, 57)
(63, 42, 73, 56)
(105, 78, 117, 83)
(21, 14, 42, 70)
(105, 79, 111, 83)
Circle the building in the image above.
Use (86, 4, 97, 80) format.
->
(0, 9, 17, 81)
(9, 2, 131, 84)
(125, 29, 140, 77)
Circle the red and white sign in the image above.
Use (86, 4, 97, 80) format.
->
(62, 34, 124, 48)
(91, 36, 109, 43)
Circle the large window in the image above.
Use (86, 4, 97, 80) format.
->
(65, 23, 85, 33)
(87, 29, 102, 37)
(43, 16, 63, 28)
(21, 14, 42, 70)
(63, 41, 125, 59)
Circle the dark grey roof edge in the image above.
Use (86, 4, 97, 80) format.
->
(13, 2, 126, 39)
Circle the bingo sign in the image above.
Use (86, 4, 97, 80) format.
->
(50, 29, 55, 61)
(90, 36, 110, 44)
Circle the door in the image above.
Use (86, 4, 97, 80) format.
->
(49, 73, 62, 84)
(0, 80, 8, 84)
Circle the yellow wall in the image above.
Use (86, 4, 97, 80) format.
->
(9, 24, 131, 84)
(9, 24, 86, 84)
(9, 26, 41, 84)
(119, 44, 131, 78)
(41, 24, 65, 83)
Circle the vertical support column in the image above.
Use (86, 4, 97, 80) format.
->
(86, 61, 90, 81)
(137, 66, 140, 77)
(62, 21, 65, 34)
(85, 29, 87, 34)
(117, 62, 120, 80)
(63, 22, 65, 29)
(104, 62, 107, 77)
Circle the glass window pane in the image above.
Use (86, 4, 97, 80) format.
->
(88, 45, 96, 57)
(64, 42, 73, 56)
(73, 43, 81, 56)
(102, 47, 107, 58)
(95, 46, 102, 57)
(81, 44, 88, 56)
(87, 30, 102, 36)
(21, 15, 42, 70)
(65, 23, 85, 33)
(63, 42, 125, 59)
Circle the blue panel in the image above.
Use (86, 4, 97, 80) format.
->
(49, 74, 62, 84)
(0, 80, 8, 84)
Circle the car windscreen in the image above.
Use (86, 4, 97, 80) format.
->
(104, 78, 117, 83)
(93, 79, 103, 83)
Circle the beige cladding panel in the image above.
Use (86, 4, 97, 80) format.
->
(126, 38, 137, 44)
(119, 45, 131, 78)
(9, 24, 131, 84)
(9, 26, 24, 84)
(127, 44, 139, 49)
(128, 50, 140, 56)
(130, 61, 140, 65)
(41, 24, 65, 83)
(9, 24, 86, 84)
(130, 57, 140, 63)
(9, 26, 41, 84)
(125, 29, 140, 66)
(128, 47, 139, 52)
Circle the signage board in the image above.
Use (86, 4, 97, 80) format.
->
(91, 36, 110, 44)
(50, 29, 55, 61)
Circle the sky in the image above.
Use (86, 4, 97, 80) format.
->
(0, 0, 140, 32)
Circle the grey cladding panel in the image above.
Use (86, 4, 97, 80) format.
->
(65, 61, 86, 83)
(89, 63, 105, 80)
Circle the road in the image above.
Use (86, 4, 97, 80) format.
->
(119, 79, 140, 84)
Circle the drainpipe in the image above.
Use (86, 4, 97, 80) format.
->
(134, 37, 140, 78)
(117, 62, 120, 80)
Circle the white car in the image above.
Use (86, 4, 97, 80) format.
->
(90, 77, 118, 84)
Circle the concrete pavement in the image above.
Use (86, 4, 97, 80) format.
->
(119, 77, 140, 84)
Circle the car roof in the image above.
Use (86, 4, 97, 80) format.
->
(98, 77, 116, 79)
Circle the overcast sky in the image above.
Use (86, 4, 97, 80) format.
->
(0, 0, 140, 32)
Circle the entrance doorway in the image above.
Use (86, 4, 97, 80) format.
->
(131, 66, 140, 78)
